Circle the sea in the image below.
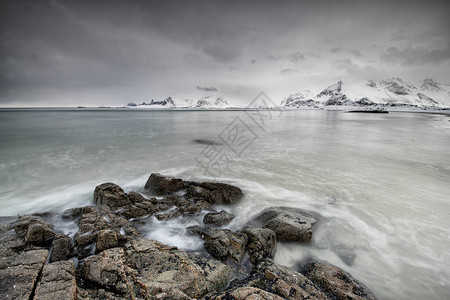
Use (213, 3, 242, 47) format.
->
(1, 108, 449, 299)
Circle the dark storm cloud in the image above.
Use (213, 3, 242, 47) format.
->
(196, 86, 218, 92)
(1, 0, 449, 106)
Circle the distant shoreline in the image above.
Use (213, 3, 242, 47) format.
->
(1, 106, 449, 114)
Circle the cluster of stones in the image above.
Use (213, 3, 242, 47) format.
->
(0, 173, 376, 300)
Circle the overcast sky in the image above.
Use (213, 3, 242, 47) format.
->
(1, 0, 449, 106)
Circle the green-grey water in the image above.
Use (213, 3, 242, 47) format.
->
(1, 108, 449, 300)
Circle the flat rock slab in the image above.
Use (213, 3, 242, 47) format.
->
(302, 261, 377, 300)
(35, 261, 77, 300)
(0, 249, 49, 300)
(125, 238, 233, 299)
(251, 206, 317, 242)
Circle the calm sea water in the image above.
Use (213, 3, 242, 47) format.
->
(1, 108, 449, 299)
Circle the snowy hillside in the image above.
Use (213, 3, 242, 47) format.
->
(282, 78, 450, 109)
(195, 96, 229, 108)
(125, 96, 231, 109)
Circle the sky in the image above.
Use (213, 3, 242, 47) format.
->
(1, 0, 449, 106)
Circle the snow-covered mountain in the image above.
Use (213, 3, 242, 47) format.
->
(125, 96, 231, 109)
(195, 96, 229, 108)
(282, 78, 450, 109)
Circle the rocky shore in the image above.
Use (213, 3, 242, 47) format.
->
(0, 173, 376, 299)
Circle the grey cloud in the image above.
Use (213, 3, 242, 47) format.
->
(334, 58, 385, 79)
(280, 68, 296, 75)
(196, 86, 218, 92)
(351, 50, 362, 57)
(203, 45, 242, 62)
(1, 0, 449, 106)
(251, 59, 256, 64)
(331, 47, 342, 53)
(381, 46, 450, 65)
(266, 53, 283, 61)
(288, 52, 305, 62)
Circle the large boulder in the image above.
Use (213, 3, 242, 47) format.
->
(125, 238, 233, 299)
(73, 205, 130, 258)
(96, 229, 126, 253)
(251, 206, 317, 242)
(208, 259, 328, 300)
(241, 227, 276, 264)
(203, 210, 235, 226)
(25, 222, 56, 245)
(207, 287, 285, 300)
(82, 247, 131, 294)
(49, 234, 72, 262)
(144, 173, 185, 195)
(0, 249, 49, 300)
(94, 183, 131, 209)
(301, 261, 377, 300)
(188, 226, 248, 262)
(186, 182, 244, 205)
(0, 231, 27, 257)
(12, 215, 56, 245)
(34, 261, 77, 300)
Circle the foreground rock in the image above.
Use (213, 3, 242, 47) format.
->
(250, 206, 317, 242)
(125, 238, 233, 299)
(301, 261, 377, 300)
(241, 227, 277, 264)
(206, 259, 328, 299)
(203, 210, 235, 226)
(188, 226, 248, 263)
(0, 175, 377, 300)
(35, 261, 77, 300)
(12, 215, 56, 245)
(0, 249, 49, 300)
(144, 173, 185, 195)
(145, 173, 244, 205)
(94, 183, 131, 209)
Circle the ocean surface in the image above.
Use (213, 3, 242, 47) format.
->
(1, 108, 449, 299)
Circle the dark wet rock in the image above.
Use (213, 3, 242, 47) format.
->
(203, 210, 235, 226)
(144, 173, 184, 195)
(221, 259, 328, 300)
(25, 222, 56, 245)
(35, 261, 77, 300)
(0, 249, 49, 300)
(12, 215, 53, 237)
(96, 229, 126, 253)
(127, 191, 147, 203)
(189, 226, 248, 262)
(94, 183, 131, 209)
(144, 173, 244, 205)
(205, 286, 285, 300)
(154, 210, 182, 221)
(186, 182, 244, 205)
(301, 261, 376, 300)
(241, 227, 276, 264)
(62, 206, 96, 220)
(251, 206, 317, 242)
(174, 197, 212, 214)
(73, 205, 132, 258)
(0, 231, 27, 257)
(49, 234, 72, 262)
(82, 247, 132, 294)
(125, 238, 233, 299)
